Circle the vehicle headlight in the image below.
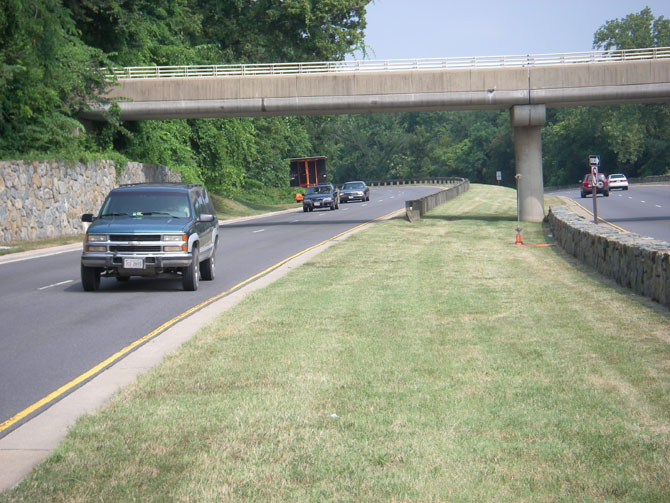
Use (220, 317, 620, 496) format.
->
(323, 197, 332, 203)
(164, 234, 186, 242)
(86, 234, 107, 242)
(164, 234, 187, 252)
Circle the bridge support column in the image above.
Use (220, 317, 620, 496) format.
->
(510, 105, 545, 222)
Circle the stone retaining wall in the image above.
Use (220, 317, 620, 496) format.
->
(0, 160, 180, 243)
(547, 205, 670, 308)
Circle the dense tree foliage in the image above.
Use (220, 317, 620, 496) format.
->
(0, 0, 108, 154)
(593, 7, 670, 50)
(0, 3, 668, 194)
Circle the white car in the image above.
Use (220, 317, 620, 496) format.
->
(607, 173, 629, 190)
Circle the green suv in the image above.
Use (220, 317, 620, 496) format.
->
(80, 183, 218, 291)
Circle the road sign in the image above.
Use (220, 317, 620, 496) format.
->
(589, 155, 600, 225)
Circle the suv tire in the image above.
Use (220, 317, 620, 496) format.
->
(201, 242, 216, 281)
(182, 246, 200, 291)
(81, 265, 101, 291)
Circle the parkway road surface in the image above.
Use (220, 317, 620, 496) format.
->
(0, 185, 441, 438)
(548, 183, 670, 244)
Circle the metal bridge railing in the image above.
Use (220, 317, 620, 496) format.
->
(108, 47, 670, 80)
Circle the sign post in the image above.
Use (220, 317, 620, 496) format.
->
(589, 155, 600, 224)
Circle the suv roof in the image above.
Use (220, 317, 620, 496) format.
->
(116, 183, 201, 191)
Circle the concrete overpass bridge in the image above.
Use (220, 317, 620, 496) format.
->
(83, 47, 670, 221)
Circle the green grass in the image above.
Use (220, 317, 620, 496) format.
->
(0, 235, 82, 256)
(211, 192, 299, 220)
(2, 184, 669, 502)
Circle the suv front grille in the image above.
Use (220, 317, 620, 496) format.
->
(110, 245, 162, 253)
(109, 234, 162, 242)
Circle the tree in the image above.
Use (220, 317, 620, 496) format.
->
(63, 0, 203, 66)
(593, 7, 670, 50)
(0, 0, 107, 154)
(192, 0, 370, 63)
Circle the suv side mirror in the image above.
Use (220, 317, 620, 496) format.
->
(81, 213, 95, 222)
(198, 213, 215, 223)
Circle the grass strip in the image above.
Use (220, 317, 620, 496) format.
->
(2, 184, 669, 502)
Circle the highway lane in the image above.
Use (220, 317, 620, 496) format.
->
(0, 185, 440, 435)
(548, 184, 670, 243)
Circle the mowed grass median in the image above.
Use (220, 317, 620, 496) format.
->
(3, 184, 669, 502)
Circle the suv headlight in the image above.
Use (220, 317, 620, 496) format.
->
(163, 234, 186, 242)
(84, 234, 107, 252)
(164, 234, 188, 252)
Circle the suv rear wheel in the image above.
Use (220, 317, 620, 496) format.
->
(200, 242, 216, 281)
(182, 246, 200, 291)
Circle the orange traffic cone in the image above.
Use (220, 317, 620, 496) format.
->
(514, 227, 523, 245)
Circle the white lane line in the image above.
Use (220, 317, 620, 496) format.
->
(252, 229, 266, 233)
(39, 280, 74, 291)
(641, 200, 647, 203)
(291, 219, 300, 222)
(655, 205, 662, 208)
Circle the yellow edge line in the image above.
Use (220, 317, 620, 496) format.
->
(569, 200, 629, 233)
(0, 209, 401, 434)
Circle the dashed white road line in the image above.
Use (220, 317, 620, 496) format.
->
(38, 280, 73, 291)
(252, 229, 265, 233)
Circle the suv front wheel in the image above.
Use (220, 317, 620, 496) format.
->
(81, 265, 101, 291)
(182, 246, 200, 291)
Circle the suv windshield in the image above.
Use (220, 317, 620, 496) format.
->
(100, 191, 191, 218)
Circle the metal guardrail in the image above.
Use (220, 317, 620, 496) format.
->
(108, 47, 670, 80)
(405, 179, 470, 223)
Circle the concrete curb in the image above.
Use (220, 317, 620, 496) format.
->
(0, 207, 403, 493)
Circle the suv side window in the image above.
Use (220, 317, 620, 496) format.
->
(202, 189, 216, 215)
(192, 189, 203, 218)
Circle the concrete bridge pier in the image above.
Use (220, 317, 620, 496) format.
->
(510, 105, 546, 222)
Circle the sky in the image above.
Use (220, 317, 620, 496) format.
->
(348, 1, 670, 61)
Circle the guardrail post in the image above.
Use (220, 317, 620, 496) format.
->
(405, 201, 420, 222)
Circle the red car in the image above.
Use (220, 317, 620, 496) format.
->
(581, 173, 610, 198)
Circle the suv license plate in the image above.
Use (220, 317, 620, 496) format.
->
(124, 258, 144, 269)
(314, 202, 321, 207)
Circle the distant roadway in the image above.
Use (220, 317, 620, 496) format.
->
(0, 185, 441, 436)
(548, 184, 670, 243)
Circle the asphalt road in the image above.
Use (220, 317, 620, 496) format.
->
(0, 185, 440, 436)
(548, 184, 670, 243)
